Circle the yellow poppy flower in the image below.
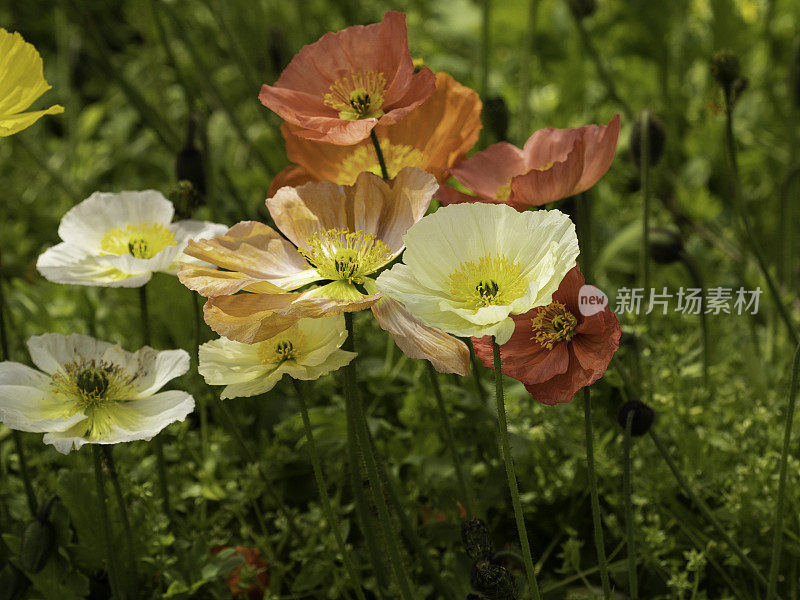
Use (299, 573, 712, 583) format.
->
(0, 28, 64, 137)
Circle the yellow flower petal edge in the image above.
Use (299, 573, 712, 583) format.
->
(0, 28, 64, 137)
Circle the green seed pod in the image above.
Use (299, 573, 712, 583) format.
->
(649, 228, 684, 265)
(711, 50, 741, 93)
(461, 518, 494, 562)
(0, 562, 28, 600)
(19, 519, 56, 573)
(630, 111, 666, 168)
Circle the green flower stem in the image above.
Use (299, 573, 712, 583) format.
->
(584, 387, 612, 599)
(517, 0, 539, 139)
(680, 251, 710, 387)
(291, 379, 367, 600)
(639, 111, 651, 302)
(188, 290, 209, 461)
(767, 341, 800, 599)
(623, 411, 638, 600)
(370, 130, 390, 180)
(137, 284, 173, 524)
(0, 259, 38, 517)
(426, 362, 477, 518)
(576, 192, 593, 279)
(344, 313, 414, 600)
(215, 400, 301, 538)
(466, 338, 488, 404)
(649, 429, 770, 590)
(722, 90, 798, 346)
(93, 445, 123, 599)
(480, 0, 491, 99)
(492, 338, 541, 600)
(102, 446, 138, 599)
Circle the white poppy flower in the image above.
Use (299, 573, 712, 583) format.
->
(36, 190, 228, 287)
(0, 333, 194, 453)
(375, 202, 580, 344)
(198, 315, 356, 399)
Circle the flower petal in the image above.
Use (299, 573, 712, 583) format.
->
(122, 347, 191, 399)
(451, 142, 526, 200)
(510, 136, 585, 207)
(0, 104, 63, 137)
(37, 243, 152, 288)
(27, 333, 116, 375)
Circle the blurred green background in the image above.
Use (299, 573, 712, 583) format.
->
(2, 0, 800, 599)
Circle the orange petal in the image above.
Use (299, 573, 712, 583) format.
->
(451, 142, 526, 200)
(371, 294, 470, 376)
(509, 137, 585, 207)
(177, 264, 285, 297)
(268, 165, 317, 197)
(572, 113, 621, 194)
(435, 184, 482, 206)
(267, 181, 350, 252)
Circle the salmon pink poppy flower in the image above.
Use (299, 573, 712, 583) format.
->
(267, 72, 482, 193)
(438, 115, 621, 210)
(259, 11, 436, 145)
(178, 168, 470, 376)
(472, 264, 620, 405)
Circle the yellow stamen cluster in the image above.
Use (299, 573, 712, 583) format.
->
(323, 71, 387, 120)
(258, 338, 300, 365)
(50, 360, 131, 412)
(99, 222, 177, 259)
(337, 141, 425, 184)
(300, 228, 390, 284)
(530, 301, 578, 349)
(447, 254, 526, 308)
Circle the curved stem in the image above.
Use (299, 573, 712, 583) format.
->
(767, 341, 800, 598)
(93, 445, 122, 599)
(584, 387, 612, 599)
(426, 362, 476, 518)
(649, 430, 771, 590)
(291, 379, 367, 600)
(102, 446, 138, 598)
(492, 338, 541, 599)
(369, 130, 389, 180)
(623, 411, 638, 599)
(640, 111, 651, 304)
(345, 313, 414, 600)
(723, 92, 798, 346)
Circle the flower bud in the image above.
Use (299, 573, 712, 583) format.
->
(567, 0, 597, 19)
(630, 111, 666, 168)
(711, 50, 741, 93)
(169, 180, 202, 220)
(0, 562, 28, 600)
(649, 228, 684, 265)
(175, 115, 206, 201)
(462, 518, 494, 563)
(617, 400, 655, 437)
(268, 25, 289, 74)
(470, 561, 518, 600)
(483, 96, 509, 142)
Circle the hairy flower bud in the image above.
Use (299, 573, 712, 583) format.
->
(169, 180, 202, 221)
(462, 518, 494, 562)
(617, 400, 655, 437)
(176, 115, 206, 201)
(567, 0, 597, 19)
(630, 111, 666, 168)
(649, 228, 683, 265)
(470, 561, 518, 600)
(711, 50, 741, 94)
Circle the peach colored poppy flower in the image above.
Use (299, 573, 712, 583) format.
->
(178, 168, 469, 375)
(267, 72, 482, 194)
(472, 264, 620, 405)
(259, 11, 436, 146)
(438, 115, 621, 210)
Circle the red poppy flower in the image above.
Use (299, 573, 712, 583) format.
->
(472, 264, 620, 405)
(210, 546, 269, 599)
(259, 11, 436, 145)
(438, 115, 621, 210)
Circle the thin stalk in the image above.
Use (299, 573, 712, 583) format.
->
(93, 445, 122, 599)
(426, 362, 477, 518)
(576, 192, 593, 279)
(0, 259, 38, 516)
(767, 342, 800, 598)
(680, 252, 710, 387)
(102, 446, 138, 598)
(137, 285, 173, 523)
(480, 0, 491, 99)
(624, 411, 638, 599)
(370, 130, 390, 180)
(291, 379, 367, 600)
(189, 291, 209, 460)
(649, 430, 770, 589)
(517, 0, 539, 139)
(723, 91, 798, 346)
(466, 338, 487, 404)
(584, 387, 612, 599)
(640, 111, 651, 303)
(342, 317, 391, 595)
(492, 338, 541, 599)
(344, 313, 415, 600)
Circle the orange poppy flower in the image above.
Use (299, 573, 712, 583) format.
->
(268, 72, 482, 194)
(438, 115, 621, 210)
(178, 168, 469, 375)
(259, 11, 436, 145)
(472, 264, 620, 405)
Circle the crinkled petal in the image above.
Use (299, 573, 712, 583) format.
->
(27, 333, 117, 375)
(37, 243, 152, 288)
(451, 142, 526, 200)
(0, 104, 63, 136)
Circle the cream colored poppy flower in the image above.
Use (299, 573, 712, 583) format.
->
(375, 202, 580, 344)
(179, 167, 470, 375)
(36, 190, 227, 287)
(199, 315, 356, 399)
(0, 28, 64, 136)
(0, 333, 194, 454)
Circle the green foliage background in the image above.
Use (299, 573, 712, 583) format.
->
(1, 0, 800, 598)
